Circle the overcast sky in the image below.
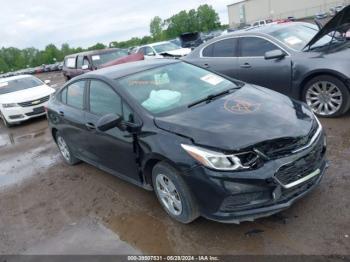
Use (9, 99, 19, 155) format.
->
(0, 0, 236, 50)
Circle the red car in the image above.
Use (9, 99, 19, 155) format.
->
(62, 48, 144, 81)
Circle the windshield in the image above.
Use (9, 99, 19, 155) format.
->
(116, 62, 238, 115)
(0, 76, 43, 95)
(269, 24, 333, 50)
(152, 42, 180, 53)
(91, 49, 128, 66)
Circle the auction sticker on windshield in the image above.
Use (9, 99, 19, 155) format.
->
(200, 74, 224, 86)
(92, 55, 101, 61)
(284, 36, 303, 46)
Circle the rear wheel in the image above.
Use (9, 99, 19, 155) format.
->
(152, 162, 199, 224)
(303, 75, 350, 117)
(55, 132, 80, 165)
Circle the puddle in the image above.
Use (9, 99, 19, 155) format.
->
(104, 212, 174, 254)
(0, 128, 48, 148)
(24, 217, 141, 255)
(0, 146, 59, 188)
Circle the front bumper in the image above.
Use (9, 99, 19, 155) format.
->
(183, 132, 327, 223)
(1, 102, 48, 124)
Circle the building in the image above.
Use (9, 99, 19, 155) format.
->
(227, 0, 350, 27)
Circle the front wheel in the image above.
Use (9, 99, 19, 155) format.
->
(303, 75, 350, 117)
(55, 132, 80, 165)
(1, 112, 12, 128)
(152, 162, 199, 224)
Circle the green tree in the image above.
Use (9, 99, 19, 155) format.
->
(197, 4, 221, 32)
(87, 43, 106, 50)
(150, 16, 163, 41)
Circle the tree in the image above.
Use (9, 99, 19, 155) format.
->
(150, 16, 163, 41)
(197, 4, 221, 32)
(87, 43, 106, 51)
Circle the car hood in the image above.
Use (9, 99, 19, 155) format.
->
(99, 53, 144, 68)
(304, 5, 350, 50)
(160, 48, 192, 57)
(0, 85, 55, 104)
(154, 85, 315, 151)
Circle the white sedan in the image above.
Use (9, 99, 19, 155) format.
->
(135, 41, 192, 59)
(0, 75, 55, 127)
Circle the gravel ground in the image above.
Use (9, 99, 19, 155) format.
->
(0, 71, 349, 255)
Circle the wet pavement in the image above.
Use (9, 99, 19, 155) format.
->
(0, 72, 349, 255)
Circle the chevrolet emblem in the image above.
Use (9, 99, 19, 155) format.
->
(32, 100, 41, 105)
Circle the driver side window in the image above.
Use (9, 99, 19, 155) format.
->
(89, 80, 122, 116)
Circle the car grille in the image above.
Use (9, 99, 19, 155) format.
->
(257, 120, 319, 159)
(18, 95, 50, 107)
(275, 135, 324, 187)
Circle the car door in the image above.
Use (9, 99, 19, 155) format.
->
(197, 37, 240, 79)
(58, 80, 87, 157)
(237, 36, 292, 94)
(83, 79, 140, 181)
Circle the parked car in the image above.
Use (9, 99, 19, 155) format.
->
(315, 12, 328, 20)
(134, 41, 191, 59)
(251, 19, 273, 27)
(0, 75, 55, 127)
(62, 48, 144, 81)
(184, 6, 350, 117)
(47, 59, 327, 224)
(179, 32, 204, 48)
(330, 5, 344, 16)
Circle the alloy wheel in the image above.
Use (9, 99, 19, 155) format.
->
(306, 81, 343, 116)
(57, 136, 71, 161)
(155, 174, 182, 216)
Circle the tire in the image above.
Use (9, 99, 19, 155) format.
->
(302, 75, 350, 117)
(0, 112, 12, 128)
(152, 162, 199, 224)
(55, 131, 80, 165)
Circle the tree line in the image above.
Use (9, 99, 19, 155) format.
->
(0, 4, 224, 73)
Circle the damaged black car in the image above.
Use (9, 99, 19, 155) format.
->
(47, 59, 327, 224)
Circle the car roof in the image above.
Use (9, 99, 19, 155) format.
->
(221, 22, 313, 37)
(0, 74, 33, 83)
(64, 48, 124, 58)
(83, 59, 180, 80)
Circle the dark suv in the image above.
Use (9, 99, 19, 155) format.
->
(62, 48, 143, 81)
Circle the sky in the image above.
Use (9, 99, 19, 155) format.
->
(0, 0, 236, 50)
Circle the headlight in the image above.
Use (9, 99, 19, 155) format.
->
(2, 103, 18, 108)
(181, 144, 260, 171)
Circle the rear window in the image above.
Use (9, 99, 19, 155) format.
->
(202, 38, 238, 57)
(0, 77, 43, 95)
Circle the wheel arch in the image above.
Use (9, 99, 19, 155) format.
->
(299, 69, 350, 100)
(142, 154, 184, 188)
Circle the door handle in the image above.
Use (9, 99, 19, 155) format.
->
(85, 123, 96, 130)
(58, 111, 64, 117)
(240, 63, 252, 68)
(203, 63, 210, 68)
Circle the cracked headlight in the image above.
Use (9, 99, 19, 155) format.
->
(2, 103, 18, 108)
(181, 144, 260, 171)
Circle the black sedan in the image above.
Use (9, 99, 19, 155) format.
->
(184, 5, 350, 117)
(47, 59, 327, 224)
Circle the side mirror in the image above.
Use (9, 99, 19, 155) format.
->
(264, 49, 286, 60)
(81, 64, 90, 70)
(44, 80, 51, 85)
(96, 113, 141, 133)
(97, 114, 123, 132)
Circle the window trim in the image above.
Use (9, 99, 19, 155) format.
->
(199, 35, 291, 58)
(59, 80, 87, 110)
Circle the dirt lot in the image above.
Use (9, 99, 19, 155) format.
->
(0, 71, 349, 255)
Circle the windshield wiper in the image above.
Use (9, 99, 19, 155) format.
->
(188, 87, 238, 108)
